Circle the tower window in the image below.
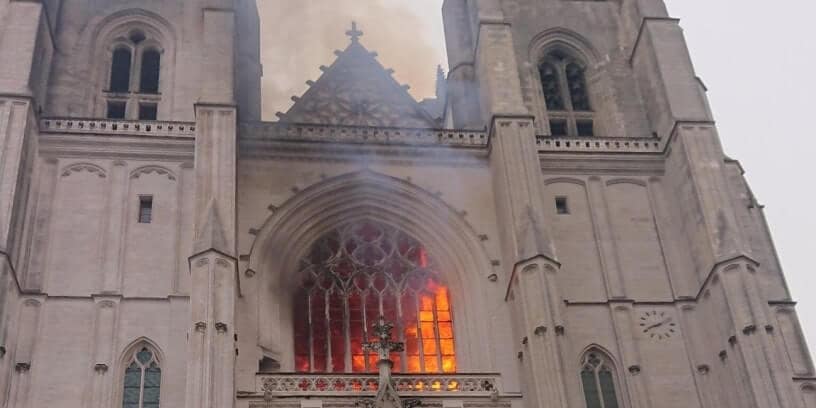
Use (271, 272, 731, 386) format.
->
(107, 101, 127, 119)
(102, 29, 164, 120)
(139, 50, 161, 94)
(122, 346, 161, 408)
(555, 197, 569, 215)
(294, 220, 456, 374)
(109, 48, 132, 93)
(138, 104, 158, 120)
(138, 196, 153, 224)
(539, 50, 594, 137)
(581, 351, 621, 408)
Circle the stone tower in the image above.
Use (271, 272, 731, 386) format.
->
(0, 0, 813, 407)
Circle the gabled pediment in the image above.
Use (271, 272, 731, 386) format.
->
(278, 28, 438, 129)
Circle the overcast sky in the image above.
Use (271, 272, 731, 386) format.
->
(258, 0, 816, 349)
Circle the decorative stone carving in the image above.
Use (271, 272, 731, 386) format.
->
(15, 362, 31, 372)
(279, 26, 436, 129)
(194, 322, 207, 333)
(130, 165, 177, 181)
(215, 322, 228, 333)
(60, 163, 107, 178)
(94, 363, 108, 373)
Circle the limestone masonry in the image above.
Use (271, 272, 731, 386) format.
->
(0, 1, 811, 408)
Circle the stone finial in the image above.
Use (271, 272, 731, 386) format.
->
(346, 21, 364, 43)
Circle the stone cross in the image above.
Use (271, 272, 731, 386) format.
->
(346, 21, 364, 43)
(359, 316, 418, 408)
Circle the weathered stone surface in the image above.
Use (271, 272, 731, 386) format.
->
(0, 1, 809, 408)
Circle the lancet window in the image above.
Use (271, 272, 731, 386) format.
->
(122, 346, 161, 408)
(293, 220, 456, 374)
(580, 351, 621, 408)
(539, 49, 594, 137)
(104, 29, 162, 120)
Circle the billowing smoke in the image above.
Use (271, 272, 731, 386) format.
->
(257, 0, 448, 120)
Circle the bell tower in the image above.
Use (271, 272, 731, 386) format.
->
(442, 1, 811, 408)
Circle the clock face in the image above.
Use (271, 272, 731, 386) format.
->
(639, 311, 677, 340)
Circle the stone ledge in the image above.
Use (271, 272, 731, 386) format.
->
(40, 117, 196, 138)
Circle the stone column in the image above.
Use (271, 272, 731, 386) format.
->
(6, 297, 43, 408)
(629, 12, 800, 408)
(185, 6, 238, 408)
(470, 4, 570, 407)
(0, 3, 51, 404)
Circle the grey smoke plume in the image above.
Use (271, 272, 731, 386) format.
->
(257, 0, 448, 120)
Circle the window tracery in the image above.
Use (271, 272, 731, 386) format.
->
(539, 50, 594, 137)
(104, 29, 162, 120)
(122, 346, 161, 408)
(580, 351, 620, 408)
(293, 220, 456, 374)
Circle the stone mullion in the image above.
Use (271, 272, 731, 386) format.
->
(308, 292, 314, 372)
(344, 295, 352, 373)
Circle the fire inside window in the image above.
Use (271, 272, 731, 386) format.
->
(293, 220, 456, 373)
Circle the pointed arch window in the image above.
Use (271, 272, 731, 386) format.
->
(109, 48, 133, 93)
(122, 346, 161, 408)
(580, 351, 621, 408)
(103, 29, 163, 120)
(539, 50, 594, 137)
(139, 49, 161, 94)
(293, 220, 456, 374)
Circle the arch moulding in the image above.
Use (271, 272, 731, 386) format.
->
(246, 170, 495, 372)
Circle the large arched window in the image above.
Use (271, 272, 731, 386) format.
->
(293, 220, 456, 374)
(122, 345, 161, 408)
(580, 350, 621, 408)
(539, 49, 594, 137)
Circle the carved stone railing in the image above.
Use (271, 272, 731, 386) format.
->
(256, 373, 501, 397)
(240, 122, 489, 148)
(40, 118, 196, 138)
(536, 135, 664, 154)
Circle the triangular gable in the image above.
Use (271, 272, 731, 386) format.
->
(278, 33, 438, 129)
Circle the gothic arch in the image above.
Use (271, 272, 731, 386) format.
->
(578, 345, 628, 408)
(130, 165, 177, 181)
(529, 28, 601, 70)
(247, 170, 494, 372)
(80, 8, 177, 118)
(60, 162, 107, 179)
(112, 337, 165, 408)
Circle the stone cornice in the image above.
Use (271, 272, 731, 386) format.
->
(537, 119, 716, 157)
(38, 117, 195, 161)
(239, 122, 489, 164)
(240, 121, 488, 148)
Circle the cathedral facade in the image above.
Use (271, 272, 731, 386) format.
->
(0, 0, 812, 408)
